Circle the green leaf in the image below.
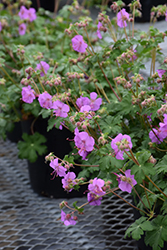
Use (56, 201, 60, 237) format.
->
(136, 150, 151, 164)
(145, 215, 167, 250)
(73, 201, 84, 213)
(116, 94, 135, 115)
(47, 117, 56, 131)
(63, 155, 75, 164)
(131, 163, 155, 184)
(125, 217, 153, 241)
(155, 155, 167, 174)
(99, 154, 124, 172)
(17, 132, 47, 162)
(99, 115, 122, 135)
(22, 100, 41, 117)
(39, 109, 51, 119)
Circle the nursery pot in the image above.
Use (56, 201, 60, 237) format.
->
(6, 121, 22, 143)
(21, 116, 86, 198)
(31, 0, 55, 12)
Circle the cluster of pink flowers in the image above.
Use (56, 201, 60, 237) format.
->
(18, 6, 36, 36)
(74, 128, 95, 160)
(18, 6, 37, 22)
(111, 133, 133, 160)
(87, 178, 106, 206)
(76, 92, 102, 112)
(49, 158, 76, 192)
(149, 114, 167, 144)
(61, 210, 77, 226)
(21, 87, 70, 118)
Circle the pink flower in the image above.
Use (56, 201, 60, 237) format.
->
(27, 8, 37, 22)
(62, 172, 76, 192)
(74, 128, 95, 160)
(80, 105, 91, 112)
(117, 8, 129, 28)
(89, 92, 102, 111)
(61, 210, 77, 226)
(76, 92, 102, 112)
(38, 92, 53, 109)
(159, 124, 167, 140)
(157, 69, 166, 78)
(52, 100, 70, 118)
(21, 85, 35, 103)
(71, 35, 88, 53)
(97, 22, 102, 39)
(0, 22, 2, 32)
(18, 6, 28, 20)
(36, 61, 50, 77)
(149, 128, 164, 144)
(165, 10, 167, 21)
(49, 158, 67, 178)
(116, 169, 137, 193)
(111, 133, 132, 160)
(163, 114, 167, 123)
(76, 96, 90, 109)
(19, 23, 26, 36)
(87, 193, 102, 206)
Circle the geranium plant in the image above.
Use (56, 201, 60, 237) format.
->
(1, 0, 167, 249)
(44, 2, 167, 250)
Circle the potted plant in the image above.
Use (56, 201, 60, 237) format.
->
(29, 1, 167, 250)
(1, 0, 167, 248)
(0, 0, 90, 197)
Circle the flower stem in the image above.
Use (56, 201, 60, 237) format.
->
(111, 189, 149, 216)
(145, 175, 167, 199)
(139, 184, 165, 202)
(0, 67, 21, 89)
(98, 61, 121, 102)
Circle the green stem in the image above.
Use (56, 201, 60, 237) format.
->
(0, 67, 21, 89)
(84, 27, 95, 55)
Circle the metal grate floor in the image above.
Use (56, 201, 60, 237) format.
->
(0, 139, 138, 250)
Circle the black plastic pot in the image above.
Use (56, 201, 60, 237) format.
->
(31, 0, 55, 12)
(6, 121, 22, 143)
(21, 117, 86, 198)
